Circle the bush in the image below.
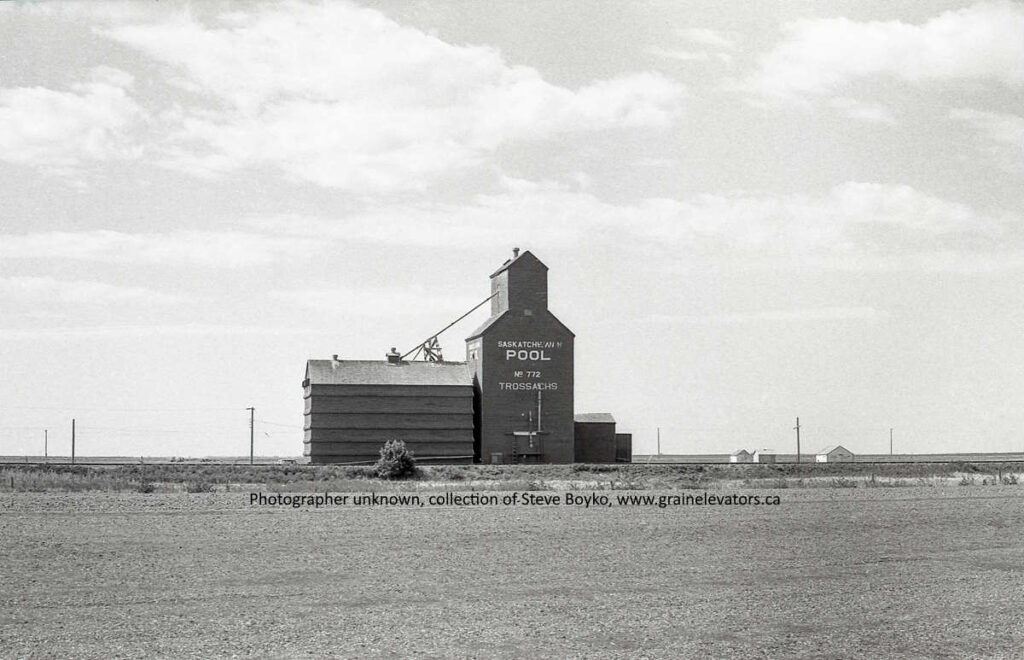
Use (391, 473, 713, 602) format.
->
(374, 439, 417, 480)
(137, 481, 156, 494)
(185, 480, 215, 493)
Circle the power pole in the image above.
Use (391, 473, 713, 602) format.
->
(71, 419, 76, 465)
(247, 407, 255, 465)
(890, 428, 893, 456)
(44, 429, 47, 459)
(794, 417, 801, 463)
(657, 427, 661, 455)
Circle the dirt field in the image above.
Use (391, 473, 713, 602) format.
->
(3, 487, 1024, 658)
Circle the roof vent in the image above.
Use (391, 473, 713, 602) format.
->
(386, 347, 402, 364)
(513, 247, 520, 258)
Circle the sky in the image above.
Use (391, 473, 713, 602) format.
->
(1, 0, 1023, 458)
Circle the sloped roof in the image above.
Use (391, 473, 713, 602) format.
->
(465, 309, 576, 341)
(490, 250, 546, 278)
(575, 413, 616, 424)
(305, 360, 472, 386)
(816, 445, 852, 455)
(753, 449, 776, 454)
(466, 312, 506, 340)
(730, 449, 752, 456)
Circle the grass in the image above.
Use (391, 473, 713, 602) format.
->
(2, 462, 1022, 493)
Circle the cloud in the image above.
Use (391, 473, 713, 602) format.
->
(99, 2, 683, 192)
(0, 276, 183, 305)
(679, 28, 736, 51)
(829, 97, 897, 125)
(269, 287, 478, 318)
(742, 2, 1024, 103)
(647, 27, 735, 65)
(0, 323, 328, 340)
(252, 181, 1021, 271)
(634, 307, 887, 325)
(0, 230, 316, 268)
(949, 107, 1024, 172)
(0, 66, 143, 171)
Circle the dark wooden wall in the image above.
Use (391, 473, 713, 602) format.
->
(573, 421, 617, 464)
(471, 312, 574, 464)
(304, 384, 474, 464)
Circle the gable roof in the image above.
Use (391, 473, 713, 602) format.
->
(465, 309, 576, 341)
(816, 445, 852, 455)
(466, 312, 506, 340)
(575, 413, 616, 424)
(305, 360, 472, 386)
(490, 250, 546, 278)
(730, 449, 752, 456)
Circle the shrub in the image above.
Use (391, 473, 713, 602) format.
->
(137, 481, 156, 494)
(374, 439, 417, 480)
(1002, 473, 1019, 485)
(185, 480, 215, 493)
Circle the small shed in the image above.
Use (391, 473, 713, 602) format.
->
(730, 449, 753, 463)
(815, 445, 854, 463)
(614, 433, 632, 463)
(752, 449, 776, 464)
(573, 413, 617, 464)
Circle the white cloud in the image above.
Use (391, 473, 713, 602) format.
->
(0, 66, 143, 171)
(100, 2, 683, 191)
(829, 97, 897, 125)
(743, 2, 1024, 103)
(949, 107, 1024, 172)
(636, 307, 887, 325)
(0, 230, 316, 268)
(269, 287, 478, 318)
(647, 27, 735, 65)
(679, 28, 736, 50)
(252, 181, 1020, 270)
(0, 323, 326, 340)
(0, 276, 183, 305)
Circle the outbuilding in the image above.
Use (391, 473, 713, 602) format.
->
(815, 445, 854, 462)
(752, 449, 776, 464)
(573, 413, 617, 464)
(303, 352, 475, 464)
(730, 449, 753, 463)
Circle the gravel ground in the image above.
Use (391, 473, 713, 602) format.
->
(2, 487, 1023, 658)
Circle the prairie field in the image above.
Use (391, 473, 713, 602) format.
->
(3, 482, 1024, 658)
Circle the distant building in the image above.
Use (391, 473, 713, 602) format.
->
(815, 445, 854, 463)
(573, 413, 617, 464)
(752, 449, 776, 464)
(730, 449, 753, 463)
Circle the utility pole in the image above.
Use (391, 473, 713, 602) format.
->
(794, 417, 801, 463)
(890, 428, 893, 456)
(44, 429, 47, 459)
(71, 419, 75, 465)
(657, 427, 661, 455)
(247, 407, 255, 465)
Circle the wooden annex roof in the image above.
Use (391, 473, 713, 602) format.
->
(305, 360, 473, 386)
